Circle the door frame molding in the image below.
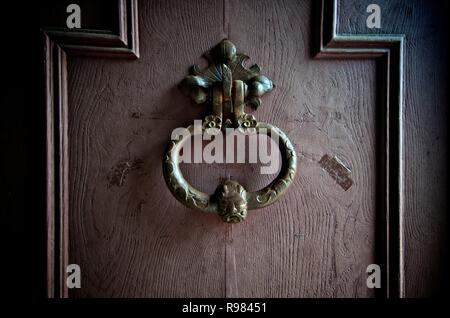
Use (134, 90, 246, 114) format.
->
(315, 0, 405, 298)
(43, 0, 139, 298)
(44, 0, 404, 298)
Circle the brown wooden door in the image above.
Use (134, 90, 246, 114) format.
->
(40, 0, 449, 297)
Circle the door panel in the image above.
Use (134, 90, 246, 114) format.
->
(228, 0, 378, 297)
(40, 0, 449, 297)
(68, 0, 227, 298)
(67, 0, 377, 297)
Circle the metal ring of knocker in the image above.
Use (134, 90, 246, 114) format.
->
(163, 40, 297, 223)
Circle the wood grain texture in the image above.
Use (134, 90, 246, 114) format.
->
(51, 0, 448, 298)
(44, 0, 140, 297)
(314, 0, 405, 297)
(67, 0, 228, 297)
(66, 0, 379, 297)
(226, 0, 377, 298)
(337, 0, 449, 298)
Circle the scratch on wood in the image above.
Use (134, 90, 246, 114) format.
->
(107, 158, 144, 188)
(130, 111, 175, 121)
(319, 154, 353, 191)
(131, 111, 142, 118)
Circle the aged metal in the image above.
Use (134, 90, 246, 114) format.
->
(319, 154, 353, 191)
(163, 39, 297, 223)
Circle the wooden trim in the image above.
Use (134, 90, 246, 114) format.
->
(43, 0, 139, 298)
(315, 0, 405, 298)
(42, 0, 139, 58)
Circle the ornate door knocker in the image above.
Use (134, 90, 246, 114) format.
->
(163, 39, 297, 223)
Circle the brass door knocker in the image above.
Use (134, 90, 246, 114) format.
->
(163, 39, 297, 223)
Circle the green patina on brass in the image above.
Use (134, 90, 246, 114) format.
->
(163, 39, 297, 223)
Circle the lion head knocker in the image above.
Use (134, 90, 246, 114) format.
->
(215, 180, 248, 223)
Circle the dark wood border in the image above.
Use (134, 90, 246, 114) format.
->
(43, 0, 139, 298)
(315, 0, 405, 298)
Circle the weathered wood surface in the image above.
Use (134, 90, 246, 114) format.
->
(68, 0, 227, 297)
(338, 0, 448, 298)
(65, 0, 448, 297)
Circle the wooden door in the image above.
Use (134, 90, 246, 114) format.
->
(40, 0, 449, 297)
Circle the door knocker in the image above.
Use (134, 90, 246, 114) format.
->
(163, 39, 297, 223)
